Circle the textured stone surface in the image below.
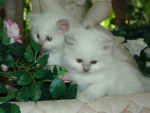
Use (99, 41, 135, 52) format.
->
(11, 92, 150, 113)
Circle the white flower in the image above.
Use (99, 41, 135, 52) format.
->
(4, 19, 23, 44)
(144, 48, 150, 58)
(123, 38, 147, 56)
(146, 61, 150, 68)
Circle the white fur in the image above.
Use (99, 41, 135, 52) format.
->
(62, 28, 150, 103)
(28, 10, 81, 69)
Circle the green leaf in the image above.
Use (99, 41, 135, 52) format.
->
(145, 3, 150, 17)
(57, 69, 67, 77)
(0, 103, 11, 113)
(0, 57, 4, 63)
(42, 70, 54, 80)
(21, 86, 30, 99)
(0, 41, 7, 52)
(53, 66, 58, 76)
(34, 69, 48, 79)
(24, 45, 34, 62)
(37, 54, 49, 67)
(17, 73, 32, 85)
(0, 103, 21, 113)
(63, 84, 77, 99)
(30, 83, 42, 102)
(11, 104, 21, 113)
(0, 107, 5, 113)
(0, 93, 14, 102)
(13, 70, 25, 78)
(16, 91, 29, 102)
(8, 42, 25, 56)
(1, 53, 14, 67)
(0, 0, 5, 10)
(42, 87, 52, 100)
(0, 82, 8, 93)
(53, 66, 67, 77)
(31, 39, 40, 54)
(50, 78, 67, 99)
(1, 31, 10, 45)
(34, 69, 53, 81)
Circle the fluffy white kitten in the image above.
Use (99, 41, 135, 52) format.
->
(62, 28, 150, 103)
(28, 10, 81, 69)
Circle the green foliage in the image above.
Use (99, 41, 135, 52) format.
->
(1, 53, 14, 68)
(63, 84, 77, 99)
(31, 39, 40, 54)
(0, 17, 10, 45)
(0, 103, 21, 113)
(8, 42, 25, 56)
(30, 83, 42, 101)
(0, 38, 77, 103)
(50, 78, 67, 99)
(0, 82, 8, 93)
(0, 0, 77, 111)
(23, 0, 32, 46)
(37, 54, 49, 67)
(140, 0, 150, 18)
(111, 4, 150, 77)
(0, 0, 5, 10)
(24, 45, 34, 62)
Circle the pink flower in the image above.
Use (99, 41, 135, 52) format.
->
(4, 19, 23, 44)
(61, 74, 70, 83)
(1, 64, 9, 72)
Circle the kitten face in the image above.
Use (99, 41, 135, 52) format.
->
(28, 12, 70, 53)
(31, 22, 65, 53)
(62, 29, 113, 74)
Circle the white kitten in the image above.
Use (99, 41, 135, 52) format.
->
(62, 28, 150, 103)
(28, 10, 81, 69)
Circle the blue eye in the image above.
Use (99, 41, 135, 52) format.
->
(37, 34, 40, 39)
(46, 36, 52, 41)
(76, 59, 83, 63)
(91, 60, 97, 64)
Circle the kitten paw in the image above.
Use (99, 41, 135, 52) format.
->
(77, 91, 96, 103)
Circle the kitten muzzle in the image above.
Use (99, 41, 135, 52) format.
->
(83, 65, 90, 72)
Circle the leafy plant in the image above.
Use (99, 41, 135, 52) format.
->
(111, 4, 150, 77)
(0, 1, 77, 113)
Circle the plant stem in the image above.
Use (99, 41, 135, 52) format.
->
(14, 59, 21, 70)
(0, 72, 13, 76)
(25, 62, 36, 72)
(39, 79, 52, 84)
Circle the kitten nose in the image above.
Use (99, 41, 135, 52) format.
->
(83, 65, 90, 72)
(83, 69, 89, 72)
(38, 42, 43, 46)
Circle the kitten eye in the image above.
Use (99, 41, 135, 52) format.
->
(76, 59, 83, 63)
(91, 60, 97, 64)
(46, 36, 52, 41)
(37, 34, 40, 39)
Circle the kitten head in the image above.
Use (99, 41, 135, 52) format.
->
(62, 28, 113, 74)
(27, 11, 70, 53)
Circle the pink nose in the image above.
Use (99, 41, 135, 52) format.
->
(83, 69, 89, 72)
(38, 42, 43, 46)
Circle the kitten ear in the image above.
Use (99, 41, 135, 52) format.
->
(57, 20, 69, 33)
(113, 36, 125, 49)
(27, 14, 39, 21)
(102, 40, 113, 50)
(65, 36, 77, 45)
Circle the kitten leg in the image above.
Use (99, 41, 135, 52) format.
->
(76, 84, 109, 103)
